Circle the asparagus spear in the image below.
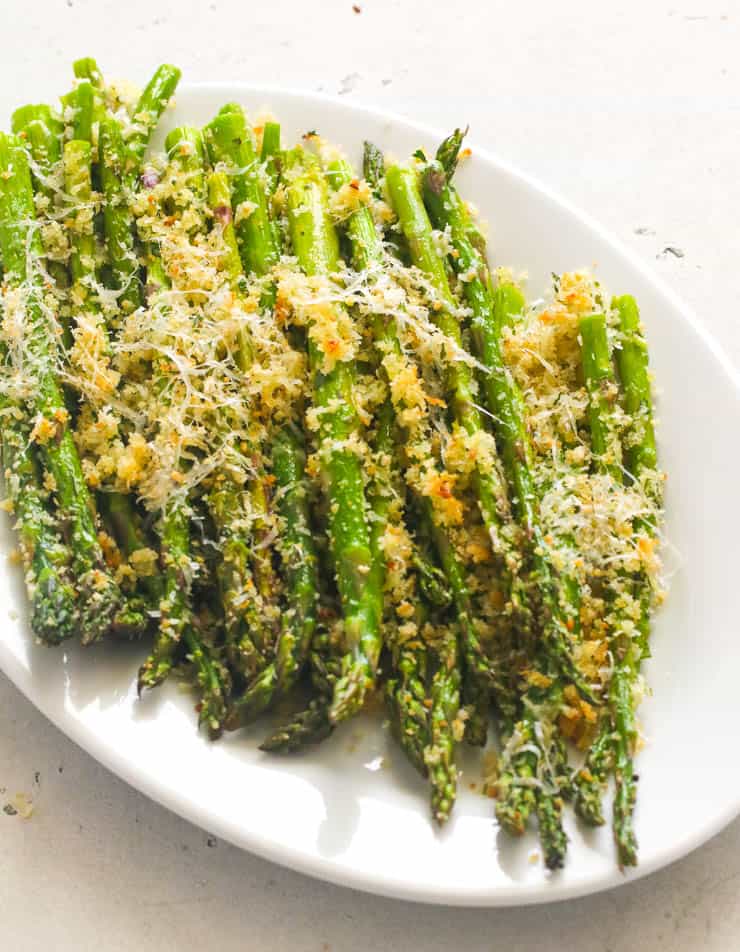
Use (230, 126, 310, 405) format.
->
(98, 116, 142, 312)
(203, 105, 278, 289)
(260, 623, 341, 752)
(220, 422, 318, 724)
(15, 97, 146, 637)
(419, 137, 603, 863)
(284, 148, 383, 723)
(11, 105, 69, 305)
(327, 145, 489, 753)
(614, 296, 659, 502)
(201, 169, 273, 682)
(63, 139, 98, 302)
(135, 130, 229, 733)
(127, 65, 182, 167)
(259, 697, 334, 753)
(0, 133, 121, 643)
(385, 162, 523, 609)
(93, 66, 189, 630)
(385, 642, 430, 776)
(96, 490, 158, 638)
(96, 62, 181, 313)
(305, 145, 439, 770)
(367, 399, 433, 778)
(70, 69, 181, 635)
(62, 134, 151, 637)
(271, 426, 320, 687)
(615, 292, 659, 665)
(424, 626, 460, 824)
(135, 265, 229, 733)
(11, 104, 64, 193)
(0, 327, 77, 643)
(611, 295, 659, 865)
(420, 133, 594, 703)
(135, 250, 198, 688)
(576, 307, 656, 867)
(62, 79, 95, 143)
(203, 108, 285, 639)
(72, 57, 104, 86)
(204, 149, 319, 717)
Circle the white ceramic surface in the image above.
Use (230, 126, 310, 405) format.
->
(1, 83, 738, 907)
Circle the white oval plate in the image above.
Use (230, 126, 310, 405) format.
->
(2, 84, 739, 907)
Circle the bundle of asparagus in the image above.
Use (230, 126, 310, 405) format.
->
(0, 60, 665, 871)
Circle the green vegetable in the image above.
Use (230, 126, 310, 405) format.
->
(0, 133, 121, 643)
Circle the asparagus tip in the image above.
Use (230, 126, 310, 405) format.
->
(224, 665, 276, 731)
(137, 658, 171, 695)
(329, 665, 371, 724)
(30, 570, 78, 645)
(495, 787, 536, 837)
(537, 794, 568, 871)
(260, 700, 333, 753)
(77, 572, 122, 645)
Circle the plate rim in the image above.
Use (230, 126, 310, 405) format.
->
(2, 80, 739, 907)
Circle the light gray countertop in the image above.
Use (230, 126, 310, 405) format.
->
(3, 1, 739, 948)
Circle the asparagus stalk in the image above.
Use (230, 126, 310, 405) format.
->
(284, 149, 382, 723)
(577, 308, 655, 867)
(62, 135, 151, 638)
(63, 139, 98, 301)
(259, 697, 334, 752)
(84, 69, 182, 632)
(425, 626, 460, 824)
(204, 143, 320, 718)
(221, 423, 319, 723)
(385, 163, 523, 609)
(385, 641, 430, 777)
(260, 120, 282, 197)
(204, 108, 286, 643)
(126, 65, 182, 168)
(96, 493, 156, 640)
(612, 295, 659, 865)
(203, 105, 278, 288)
(368, 400, 432, 777)
(307, 146, 437, 769)
(15, 97, 145, 637)
(420, 133, 594, 703)
(328, 145, 488, 754)
(62, 79, 95, 143)
(260, 623, 341, 752)
(0, 322, 77, 643)
(97, 62, 181, 311)
(135, 271, 229, 733)
(135, 130, 229, 733)
(615, 295, 659, 502)
(72, 57, 104, 86)
(11, 105, 69, 307)
(11, 104, 64, 193)
(0, 133, 122, 643)
(373, 143, 492, 753)
(208, 472, 266, 682)
(615, 292, 659, 664)
(98, 117, 142, 312)
(202, 169, 273, 682)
